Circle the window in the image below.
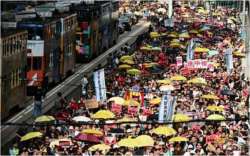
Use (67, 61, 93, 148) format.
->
(33, 57, 42, 70)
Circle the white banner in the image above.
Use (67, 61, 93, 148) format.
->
(93, 68, 107, 102)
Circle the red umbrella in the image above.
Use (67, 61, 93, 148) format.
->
(75, 133, 101, 143)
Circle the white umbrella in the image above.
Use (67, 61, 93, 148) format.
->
(72, 116, 92, 122)
(159, 85, 175, 92)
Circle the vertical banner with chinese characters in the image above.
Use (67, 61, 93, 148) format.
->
(225, 48, 233, 74)
(158, 95, 168, 122)
(93, 68, 107, 102)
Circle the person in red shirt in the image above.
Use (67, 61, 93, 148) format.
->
(158, 51, 166, 66)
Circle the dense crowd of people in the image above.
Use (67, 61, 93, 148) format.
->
(9, 2, 249, 156)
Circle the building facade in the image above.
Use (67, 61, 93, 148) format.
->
(1, 29, 28, 119)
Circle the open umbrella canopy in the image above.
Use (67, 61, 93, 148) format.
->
(206, 105, 224, 112)
(233, 51, 246, 58)
(194, 47, 209, 53)
(156, 79, 172, 85)
(208, 50, 219, 57)
(72, 116, 92, 122)
(152, 126, 177, 136)
(206, 114, 225, 121)
(187, 77, 207, 85)
(151, 47, 162, 51)
(150, 32, 160, 38)
(123, 59, 135, 65)
(149, 97, 161, 105)
(117, 137, 139, 148)
(179, 32, 190, 38)
(81, 129, 103, 136)
(140, 46, 152, 51)
(170, 75, 187, 81)
(189, 29, 199, 34)
(88, 144, 110, 152)
(35, 115, 55, 122)
(160, 85, 175, 91)
(120, 55, 133, 62)
(117, 116, 137, 123)
(49, 138, 72, 149)
(127, 69, 141, 75)
(200, 26, 210, 31)
(135, 135, 154, 147)
(124, 99, 140, 106)
(201, 94, 220, 100)
(91, 110, 115, 119)
(21, 132, 43, 142)
(173, 113, 191, 122)
(170, 42, 183, 48)
(108, 97, 125, 105)
(169, 136, 188, 142)
(118, 64, 132, 69)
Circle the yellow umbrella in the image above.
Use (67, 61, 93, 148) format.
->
(140, 46, 152, 51)
(159, 85, 175, 91)
(149, 97, 161, 105)
(143, 63, 153, 68)
(171, 39, 180, 43)
(233, 51, 245, 58)
(190, 30, 199, 34)
(152, 126, 176, 136)
(21, 132, 43, 142)
(170, 42, 182, 48)
(194, 47, 209, 53)
(206, 114, 225, 121)
(197, 34, 204, 38)
(88, 144, 110, 152)
(81, 129, 103, 136)
(108, 97, 125, 105)
(123, 60, 135, 65)
(207, 105, 224, 112)
(201, 94, 220, 100)
(118, 64, 132, 69)
(35, 115, 55, 122)
(92, 110, 115, 119)
(135, 135, 154, 147)
(170, 75, 187, 81)
(117, 137, 138, 148)
(173, 113, 191, 122)
(151, 47, 162, 51)
(156, 79, 172, 85)
(169, 136, 188, 142)
(179, 32, 190, 38)
(120, 55, 133, 62)
(124, 99, 140, 106)
(117, 116, 137, 123)
(127, 69, 141, 75)
(187, 77, 207, 85)
(160, 33, 168, 36)
(150, 32, 160, 38)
